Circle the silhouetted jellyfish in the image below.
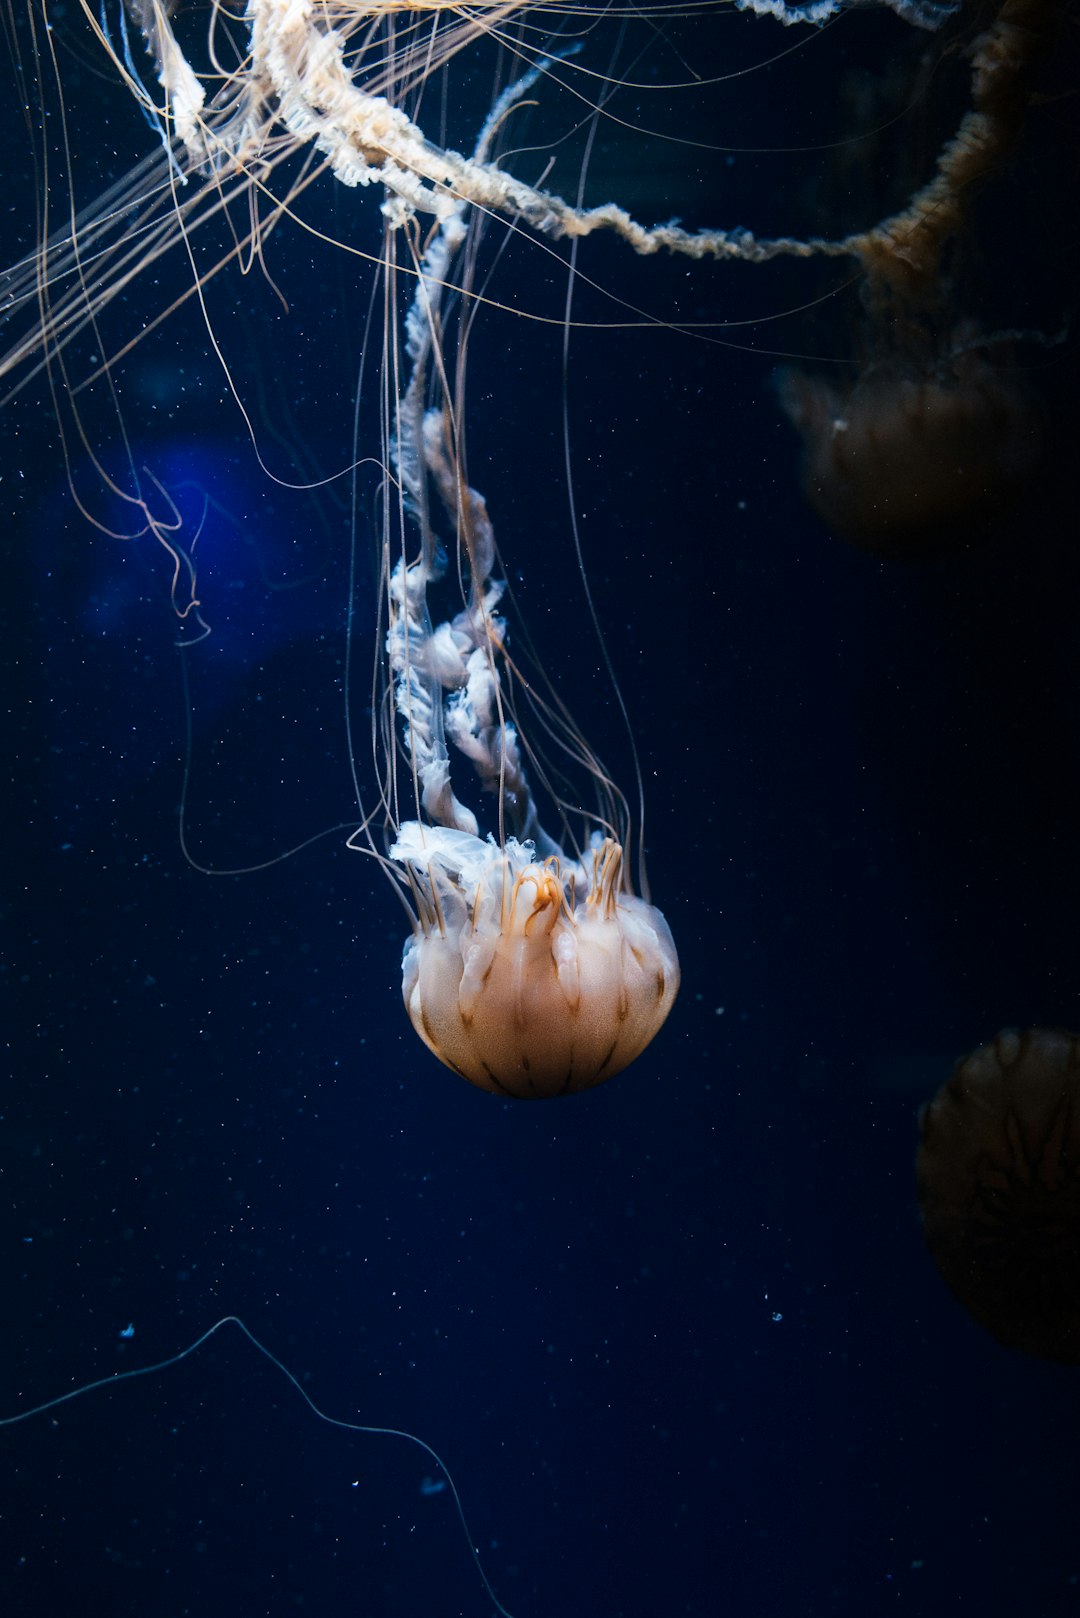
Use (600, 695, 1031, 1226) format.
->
(780, 0, 1062, 557)
(780, 340, 1044, 558)
(917, 1028, 1080, 1363)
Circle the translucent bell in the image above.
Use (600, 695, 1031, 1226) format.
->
(392, 825, 680, 1099)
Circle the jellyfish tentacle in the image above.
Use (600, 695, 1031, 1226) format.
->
(386, 135, 560, 859)
(122, 0, 207, 159)
(735, 0, 959, 24)
(128, 0, 962, 274)
(841, 0, 1063, 299)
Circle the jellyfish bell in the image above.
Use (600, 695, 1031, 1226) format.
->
(780, 339, 1044, 558)
(393, 826, 680, 1097)
(916, 1027, 1080, 1364)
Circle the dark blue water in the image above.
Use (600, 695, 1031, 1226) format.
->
(2, 5, 1079, 1616)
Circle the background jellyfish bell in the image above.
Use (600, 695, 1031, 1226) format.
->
(779, 329, 1047, 558)
(776, 0, 1071, 559)
(917, 1028, 1080, 1365)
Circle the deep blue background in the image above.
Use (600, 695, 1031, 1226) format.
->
(2, 5, 1079, 1616)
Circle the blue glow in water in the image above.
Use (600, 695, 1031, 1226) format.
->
(27, 433, 362, 827)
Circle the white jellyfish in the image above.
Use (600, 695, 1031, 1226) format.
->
(357, 85, 681, 1097)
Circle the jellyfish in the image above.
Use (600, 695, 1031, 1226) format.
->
(917, 1028, 1080, 1364)
(363, 147, 682, 1096)
(779, 0, 1063, 557)
(780, 338, 1045, 558)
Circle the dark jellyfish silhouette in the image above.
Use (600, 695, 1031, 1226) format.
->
(780, 345, 1044, 558)
(780, 0, 1064, 558)
(917, 1027, 1080, 1363)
